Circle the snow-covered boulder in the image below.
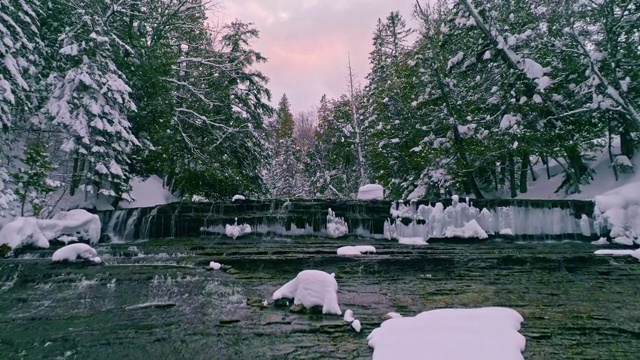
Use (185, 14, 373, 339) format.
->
(326, 209, 348, 238)
(225, 218, 252, 239)
(0, 217, 50, 249)
(0, 209, 100, 250)
(272, 270, 342, 315)
(232, 194, 246, 201)
(357, 184, 384, 200)
(209, 261, 222, 270)
(52, 243, 102, 264)
(367, 307, 526, 360)
(344, 309, 355, 323)
(337, 245, 376, 256)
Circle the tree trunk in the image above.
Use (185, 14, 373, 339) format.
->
(70, 151, 81, 196)
(529, 161, 537, 182)
(608, 120, 619, 181)
(620, 121, 636, 159)
(509, 154, 517, 198)
(451, 125, 484, 199)
(564, 145, 589, 193)
(519, 153, 529, 194)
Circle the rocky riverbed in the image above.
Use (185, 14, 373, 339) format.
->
(0, 235, 639, 359)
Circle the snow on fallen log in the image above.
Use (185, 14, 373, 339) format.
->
(272, 270, 342, 315)
(367, 307, 526, 360)
(52, 243, 102, 264)
(0, 209, 101, 250)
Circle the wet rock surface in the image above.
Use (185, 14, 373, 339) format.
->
(0, 235, 638, 359)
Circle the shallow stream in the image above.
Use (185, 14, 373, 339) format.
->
(1, 236, 639, 359)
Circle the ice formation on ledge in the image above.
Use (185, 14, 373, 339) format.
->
(0, 209, 101, 250)
(272, 270, 342, 315)
(326, 208, 348, 238)
(367, 307, 526, 360)
(385, 195, 590, 241)
(594, 181, 640, 245)
(232, 194, 246, 201)
(337, 245, 376, 256)
(52, 243, 102, 263)
(357, 184, 384, 200)
(224, 218, 252, 239)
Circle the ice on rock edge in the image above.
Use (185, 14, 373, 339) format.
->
(52, 243, 101, 263)
(326, 209, 348, 238)
(594, 181, 640, 245)
(357, 184, 384, 200)
(0, 209, 101, 250)
(224, 218, 252, 239)
(367, 307, 526, 360)
(272, 270, 342, 315)
(337, 245, 376, 256)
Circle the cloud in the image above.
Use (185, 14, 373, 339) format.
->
(220, 0, 418, 113)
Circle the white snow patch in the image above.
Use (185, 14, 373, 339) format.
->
(120, 175, 178, 209)
(367, 307, 525, 360)
(397, 237, 427, 246)
(357, 184, 384, 200)
(594, 178, 640, 245)
(209, 261, 222, 270)
(591, 237, 609, 245)
(352, 319, 362, 333)
(344, 309, 355, 323)
(52, 243, 101, 263)
(386, 312, 403, 319)
(337, 245, 376, 256)
(326, 208, 349, 238)
(272, 270, 342, 315)
(499, 228, 515, 236)
(594, 249, 640, 261)
(232, 195, 246, 201)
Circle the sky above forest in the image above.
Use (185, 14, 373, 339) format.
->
(220, 0, 418, 114)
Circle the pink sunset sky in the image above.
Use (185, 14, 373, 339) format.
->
(219, 0, 418, 113)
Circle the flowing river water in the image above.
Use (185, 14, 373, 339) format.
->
(1, 235, 639, 359)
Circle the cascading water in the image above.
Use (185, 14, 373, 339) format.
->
(97, 198, 598, 242)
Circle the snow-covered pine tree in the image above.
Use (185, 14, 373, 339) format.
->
(40, 0, 140, 201)
(266, 94, 309, 198)
(1, 0, 43, 214)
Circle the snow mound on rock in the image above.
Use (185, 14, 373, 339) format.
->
(232, 194, 245, 201)
(368, 307, 525, 360)
(272, 270, 342, 315)
(337, 245, 376, 256)
(0, 209, 101, 250)
(357, 184, 384, 200)
(52, 243, 101, 263)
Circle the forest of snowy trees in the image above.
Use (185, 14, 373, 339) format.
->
(1, 0, 639, 216)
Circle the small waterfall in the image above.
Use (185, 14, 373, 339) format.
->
(104, 208, 142, 242)
(122, 209, 142, 241)
(105, 210, 128, 242)
(140, 207, 158, 240)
